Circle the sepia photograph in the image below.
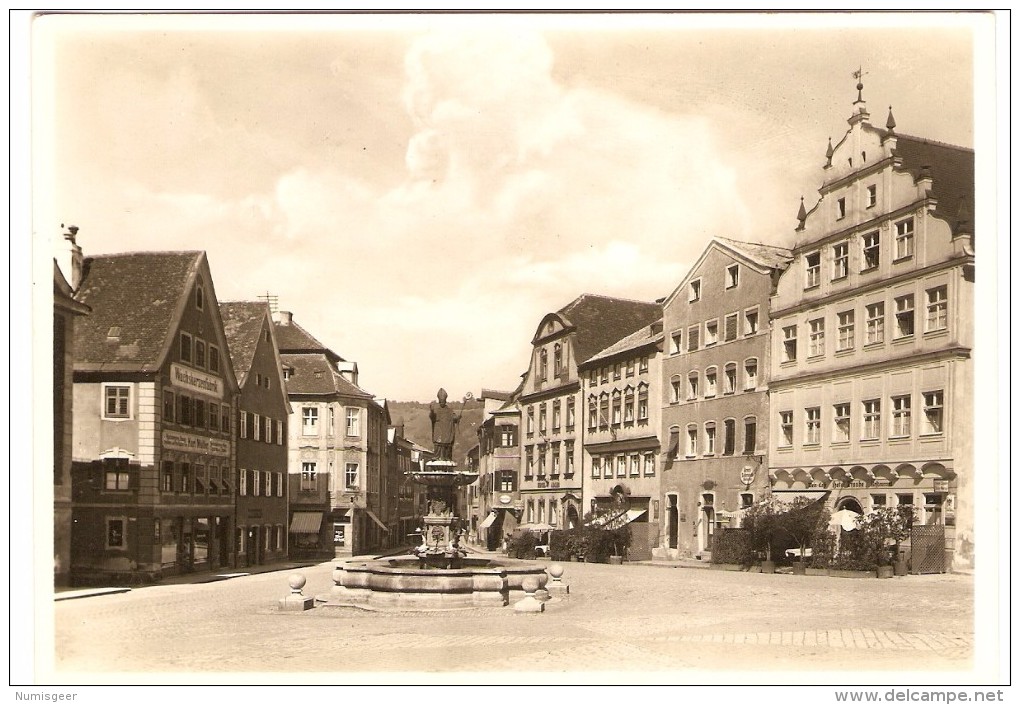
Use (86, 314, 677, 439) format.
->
(13, 9, 1007, 698)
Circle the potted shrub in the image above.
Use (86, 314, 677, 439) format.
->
(857, 506, 913, 579)
(607, 525, 631, 565)
(777, 496, 825, 576)
(742, 496, 788, 573)
(829, 523, 880, 578)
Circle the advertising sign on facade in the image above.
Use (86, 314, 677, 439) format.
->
(170, 362, 223, 399)
(162, 430, 230, 457)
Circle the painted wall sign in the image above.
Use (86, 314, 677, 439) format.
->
(162, 430, 230, 457)
(170, 362, 223, 399)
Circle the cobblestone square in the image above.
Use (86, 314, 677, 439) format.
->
(48, 557, 975, 682)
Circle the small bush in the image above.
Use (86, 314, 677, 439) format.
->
(809, 528, 836, 569)
(712, 528, 753, 566)
(508, 531, 537, 559)
(549, 530, 572, 561)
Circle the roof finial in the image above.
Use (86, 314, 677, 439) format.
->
(852, 66, 866, 103)
(886, 105, 896, 132)
(825, 136, 834, 163)
(797, 196, 807, 224)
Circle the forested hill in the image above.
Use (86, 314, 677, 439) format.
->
(388, 398, 485, 468)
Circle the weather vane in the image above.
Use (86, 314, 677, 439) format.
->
(852, 66, 868, 102)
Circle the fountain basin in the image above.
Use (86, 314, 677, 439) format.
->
(323, 557, 548, 611)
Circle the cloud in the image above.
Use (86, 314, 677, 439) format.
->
(50, 27, 762, 400)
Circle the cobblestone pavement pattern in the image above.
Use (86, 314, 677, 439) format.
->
(50, 558, 973, 679)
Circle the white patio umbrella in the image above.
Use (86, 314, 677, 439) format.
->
(829, 508, 861, 531)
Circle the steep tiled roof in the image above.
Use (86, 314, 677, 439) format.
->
(274, 315, 343, 361)
(714, 237, 793, 270)
(281, 352, 373, 399)
(893, 134, 974, 234)
(557, 294, 661, 364)
(219, 301, 271, 385)
(582, 318, 664, 366)
(73, 251, 202, 371)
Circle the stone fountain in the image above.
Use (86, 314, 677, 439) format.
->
(325, 388, 548, 611)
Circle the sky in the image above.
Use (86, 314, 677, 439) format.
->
(31, 12, 987, 402)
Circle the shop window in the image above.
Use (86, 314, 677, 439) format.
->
(106, 518, 126, 549)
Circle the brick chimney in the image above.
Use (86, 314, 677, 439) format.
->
(273, 310, 293, 325)
(57, 224, 83, 290)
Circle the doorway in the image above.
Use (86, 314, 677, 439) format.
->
(667, 494, 678, 550)
(698, 494, 715, 553)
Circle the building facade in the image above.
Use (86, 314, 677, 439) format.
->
(768, 86, 974, 570)
(275, 311, 389, 558)
(386, 425, 412, 542)
(220, 301, 291, 568)
(578, 319, 665, 560)
(70, 248, 240, 584)
(53, 236, 90, 586)
(660, 238, 791, 559)
(473, 390, 522, 550)
(518, 294, 661, 532)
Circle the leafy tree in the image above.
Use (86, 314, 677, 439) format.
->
(741, 496, 789, 562)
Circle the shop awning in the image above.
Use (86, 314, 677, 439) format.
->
(365, 510, 390, 532)
(289, 512, 323, 534)
(587, 509, 647, 529)
(620, 509, 647, 524)
(478, 513, 498, 530)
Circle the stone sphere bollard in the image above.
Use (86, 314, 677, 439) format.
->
(332, 565, 344, 586)
(546, 563, 570, 597)
(279, 573, 314, 612)
(514, 575, 545, 613)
